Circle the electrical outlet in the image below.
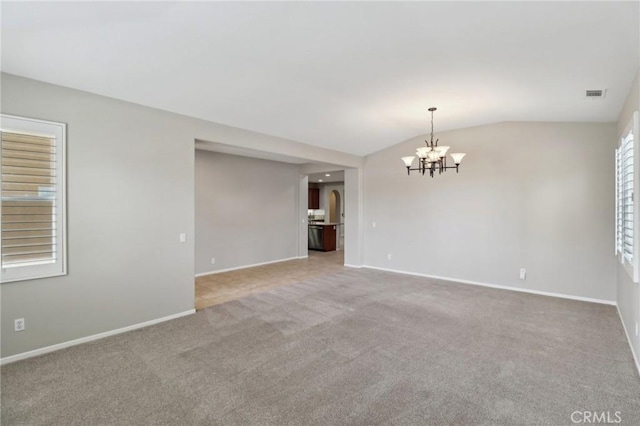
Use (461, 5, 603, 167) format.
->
(519, 268, 526, 280)
(179, 233, 187, 243)
(387, 253, 392, 260)
(211, 258, 216, 265)
(14, 318, 25, 332)
(372, 221, 376, 228)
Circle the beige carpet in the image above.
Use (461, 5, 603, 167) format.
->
(2, 268, 639, 425)
(195, 250, 345, 309)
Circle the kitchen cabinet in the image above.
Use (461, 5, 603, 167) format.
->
(322, 224, 336, 251)
(308, 188, 320, 209)
(308, 224, 337, 252)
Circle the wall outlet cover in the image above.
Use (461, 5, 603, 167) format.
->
(14, 318, 25, 332)
(519, 268, 526, 280)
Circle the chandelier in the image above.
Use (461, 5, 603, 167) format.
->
(401, 107, 466, 177)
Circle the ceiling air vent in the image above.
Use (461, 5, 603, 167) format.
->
(585, 89, 606, 99)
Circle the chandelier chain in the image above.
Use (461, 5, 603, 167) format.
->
(430, 110, 434, 146)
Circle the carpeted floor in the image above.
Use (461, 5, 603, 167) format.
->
(2, 269, 640, 425)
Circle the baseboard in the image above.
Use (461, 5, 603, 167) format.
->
(616, 306, 640, 377)
(0, 309, 195, 366)
(344, 264, 362, 269)
(362, 265, 616, 306)
(195, 256, 300, 277)
(297, 255, 309, 259)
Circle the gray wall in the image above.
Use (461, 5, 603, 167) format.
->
(364, 121, 617, 302)
(344, 168, 364, 267)
(298, 175, 309, 258)
(0, 74, 196, 357)
(0, 73, 363, 358)
(616, 69, 640, 367)
(195, 151, 299, 274)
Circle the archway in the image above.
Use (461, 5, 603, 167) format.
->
(329, 189, 343, 250)
(329, 190, 341, 223)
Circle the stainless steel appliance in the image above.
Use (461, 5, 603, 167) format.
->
(308, 225, 323, 250)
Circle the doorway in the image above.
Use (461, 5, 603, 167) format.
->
(330, 190, 341, 223)
(329, 189, 344, 250)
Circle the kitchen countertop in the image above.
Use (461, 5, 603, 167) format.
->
(308, 222, 343, 226)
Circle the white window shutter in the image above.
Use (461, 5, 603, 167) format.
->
(1, 115, 67, 283)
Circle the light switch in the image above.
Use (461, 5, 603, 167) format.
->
(179, 233, 187, 243)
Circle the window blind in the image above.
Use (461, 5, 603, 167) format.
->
(621, 132, 634, 263)
(616, 111, 639, 283)
(616, 147, 622, 254)
(1, 131, 57, 268)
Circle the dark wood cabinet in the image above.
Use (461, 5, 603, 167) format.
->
(308, 224, 337, 252)
(322, 225, 336, 251)
(308, 188, 320, 209)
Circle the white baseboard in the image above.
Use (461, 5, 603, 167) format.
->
(362, 265, 616, 306)
(0, 309, 195, 366)
(195, 256, 300, 277)
(297, 255, 308, 259)
(616, 306, 640, 377)
(344, 264, 362, 269)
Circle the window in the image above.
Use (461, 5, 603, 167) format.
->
(616, 111, 639, 282)
(1, 114, 66, 283)
(615, 148, 622, 254)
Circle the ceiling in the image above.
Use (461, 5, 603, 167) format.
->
(2, 2, 638, 156)
(308, 171, 345, 184)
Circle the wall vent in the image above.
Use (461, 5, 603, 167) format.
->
(585, 89, 606, 99)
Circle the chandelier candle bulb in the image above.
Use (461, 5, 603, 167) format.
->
(401, 156, 416, 167)
(449, 151, 466, 173)
(416, 147, 430, 158)
(449, 153, 466, 165)
(401, 107, 466, 178)
(436, 146, 450, 157)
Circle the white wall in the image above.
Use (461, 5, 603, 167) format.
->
(364, 121, 617, 302)
(0, 73, 363, 359)
(195, 151, 299, 274)
(616, 69, 640, 370)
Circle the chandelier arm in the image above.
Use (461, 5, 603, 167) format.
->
(402, 106, 465, 178)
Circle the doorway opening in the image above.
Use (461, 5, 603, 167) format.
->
(329, 189, 344, 250)
(329, 190, 340, 223)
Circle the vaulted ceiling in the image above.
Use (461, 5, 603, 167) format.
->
(2, 1, 638, 156)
